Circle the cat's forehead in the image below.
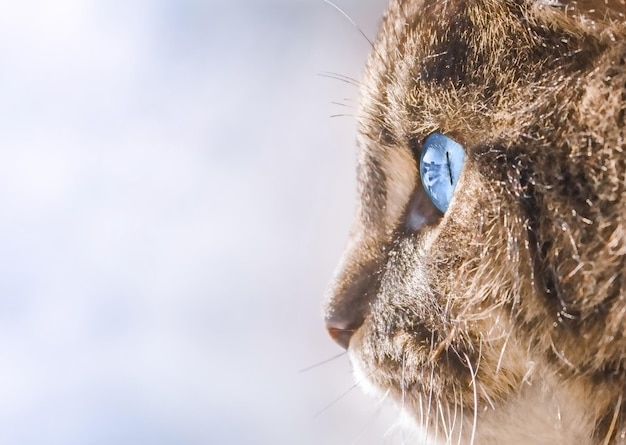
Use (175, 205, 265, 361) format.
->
(357, 0, 617, 150)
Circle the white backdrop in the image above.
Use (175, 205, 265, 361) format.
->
(0, 1, 407, 444)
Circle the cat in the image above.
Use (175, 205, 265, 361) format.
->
(324, 1, 626, 444)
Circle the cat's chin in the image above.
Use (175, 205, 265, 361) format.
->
(349, 338, 601, 445)
(348, 339, 384, 400)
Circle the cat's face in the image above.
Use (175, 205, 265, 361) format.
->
(325, 1, 626, 443)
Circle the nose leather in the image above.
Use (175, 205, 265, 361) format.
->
(325, 290, 369, 349)
(325, 311, 365, 350)
(327, 326, 358, 350)
(324, 259, 379, 350)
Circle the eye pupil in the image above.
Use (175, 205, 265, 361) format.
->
(419, 133, 466, 213)
(445, 151, 453, 185)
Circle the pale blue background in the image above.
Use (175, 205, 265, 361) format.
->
(0, 1, 403, 444)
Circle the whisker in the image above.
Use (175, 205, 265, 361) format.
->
(458, 388, 464, 445)
(401, 352, 408, 445)
(331, 101, 353, 108)
(430, 324, 458, 362)
(383, 410, 402, 444)
(446, 396, 453, 444)
(425, 346, 436, 441)
(318, 72, 360, 87)
(602, 393, 623, 445)
(434, 398, 440, 445)
(350, 390, 391, 445)
(452, 386, 460, 445)
(418, 392, 425, 436)
(313, 368, 376, 419)
(313, 383, 359, 419)
(479, 385, 495, 411)
(319, 71, 361, 85)
(299, 351, 348, 373)
(550, 342, 577, 370)
(330, 113, 356, 118)
(322, 0, 376, 49)
(495, 324, 513, 375)
(438, 398, 449, 443)
(464, 352, 479, 445)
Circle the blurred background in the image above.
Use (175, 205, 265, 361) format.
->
(0, 0, 410, 444)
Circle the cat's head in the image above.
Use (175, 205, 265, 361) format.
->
(325, 0, 626, 442)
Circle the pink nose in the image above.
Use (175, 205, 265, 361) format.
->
(325, 289, 369, 349)
(326, 321, 358, 349)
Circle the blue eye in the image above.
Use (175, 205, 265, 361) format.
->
(419, 132, 466, 213)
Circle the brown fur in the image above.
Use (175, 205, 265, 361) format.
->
(325, 1, 626, 443)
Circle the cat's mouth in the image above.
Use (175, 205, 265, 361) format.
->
(345, 319, 482, 442)
(347, 312, 478, 404)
